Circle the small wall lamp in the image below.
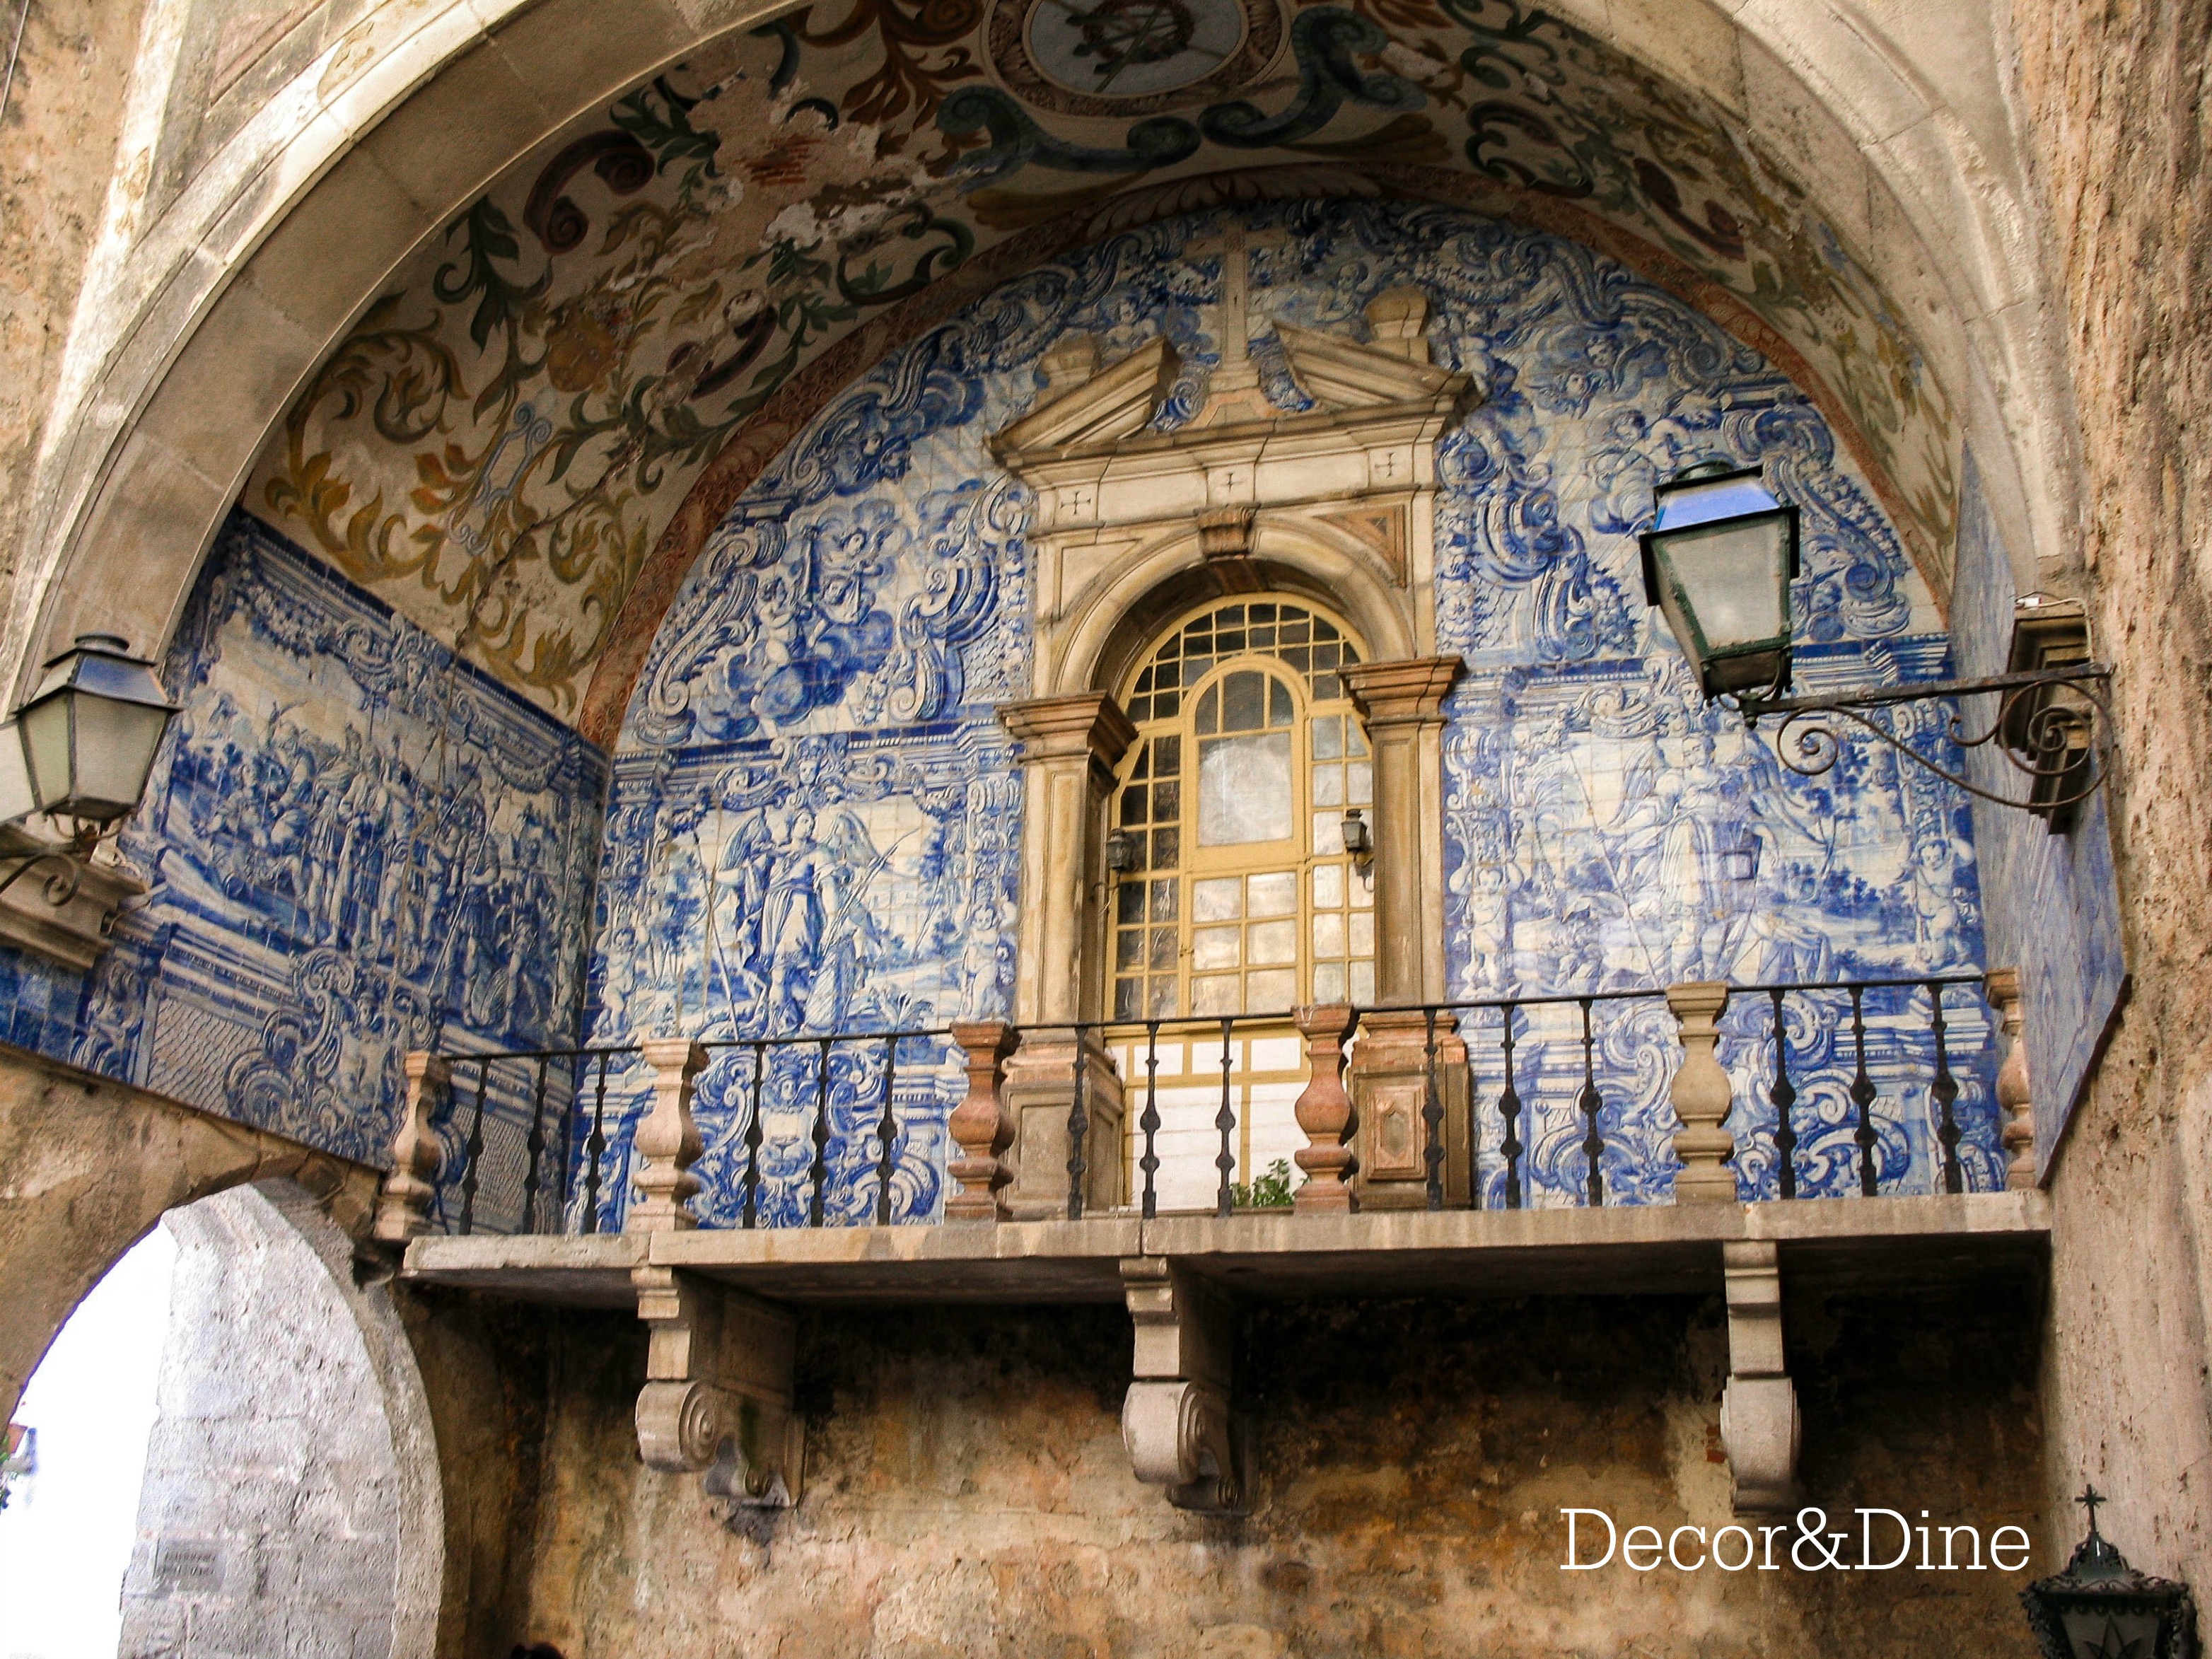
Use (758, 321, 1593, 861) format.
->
(0, 633, 175, 916)
(1103, 828, 1141, 875)
(1340, 808, 1373, 862)
(1641, 461, 2113, 827)
(2022, 1488, 2198, 1659)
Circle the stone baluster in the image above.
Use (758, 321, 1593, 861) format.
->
(373, 1052, 450, 1245)
(629, 1037, 709, 1233)
(1986, 968, 2036, 1189)
(1292, 1003, 1358, 1213)
(1667, 982, 1738, 1204)
(947, 1020, 1017, 1223)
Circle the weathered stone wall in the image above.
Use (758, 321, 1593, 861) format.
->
(2009, 0, 2212, 1590)
(499, 1287, 2042, 1656)
(119, 1184, 405, 1658)
(0, 0, 150, 602)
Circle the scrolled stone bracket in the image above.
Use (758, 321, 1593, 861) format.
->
(1120, 1257, 1245, 1514)
(1718, 1240, 1800, 1515)
(633, 1264, 804, 1509)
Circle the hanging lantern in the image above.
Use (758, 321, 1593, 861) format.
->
(2022, 1489, 2199, 1659)
(14, 634, 177, 829)
(1639, 462, 1802, 699)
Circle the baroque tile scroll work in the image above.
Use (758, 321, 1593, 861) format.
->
(577, 197, 1997, 1225)
(0, 190, 2000, 1218)
(243, 0, 1958, 731)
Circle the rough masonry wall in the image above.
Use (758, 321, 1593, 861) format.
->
(2010, 0, 2212, 1590)
(506, 1288, 2042, 1657)
(118, 1185, 405, 1659)
(0, 0, 151, 603)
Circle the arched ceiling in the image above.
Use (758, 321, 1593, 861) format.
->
(188, 1, 1967, 740)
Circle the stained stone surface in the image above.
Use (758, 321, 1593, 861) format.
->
(499, 1287, 2043, 1657)
(117, 1186, 402, 1659)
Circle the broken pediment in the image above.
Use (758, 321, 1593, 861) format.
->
(1274, 323, 1468, 412)
(992, 334, 1180, 457)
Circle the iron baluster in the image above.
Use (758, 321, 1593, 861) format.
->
(1499, 1008, 1523, 1211)
(1215, 1016, 1237, 1219)
(1578, 999, 1605, 1207)
(1066, 1023, 1090, 1222)
(1139, 1020, 1162, 1220)
(520, 1056, 551, 1234)
(1422, 1005, 1445, 1211)
(808, 1037, 833, 1228)
(554, 1052, 580, 1226)
(742, 1044, 766, 1230)
(581, 1051, 611, 1235)
(1929, 982, 1962, 1194)
(873, 1037, 900, 1226)
(1849, 984, 1879, 1196)
(458, 1061, 490, 1236)
(1769, 989, 1797, 1201)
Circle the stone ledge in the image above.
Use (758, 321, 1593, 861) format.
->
(401, 1192, 2048, 1307)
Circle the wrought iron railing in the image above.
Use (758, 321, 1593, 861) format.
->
(380, 972, 2025, 1242)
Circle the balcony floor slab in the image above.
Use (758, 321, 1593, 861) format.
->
(400, 1191, 2049, 1308)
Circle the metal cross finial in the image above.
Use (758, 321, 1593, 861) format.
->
(2077, 1484, 2107, 1534)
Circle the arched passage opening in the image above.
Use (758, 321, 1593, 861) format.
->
(0, 1180, 441, 1659)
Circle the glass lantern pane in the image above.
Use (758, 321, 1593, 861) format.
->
(76, 699, 171, 816)
(1198, 733, 1292, 845)
(18, 697, 70, 814)
(1657, 515, 1791, 653)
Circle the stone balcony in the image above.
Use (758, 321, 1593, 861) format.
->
(377, 972, 2048, 1519)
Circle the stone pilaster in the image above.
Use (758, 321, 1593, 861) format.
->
(996, 694, 1135, 1214)
(1341, 656, 1465, 1208)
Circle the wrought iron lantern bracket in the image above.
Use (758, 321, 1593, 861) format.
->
(1729, 660, 2114, 827)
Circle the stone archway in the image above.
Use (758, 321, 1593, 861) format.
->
(116, 1181, 443, 1659)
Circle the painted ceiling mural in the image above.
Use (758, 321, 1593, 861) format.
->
(569, 197, 1995, 1226)
(245, 0, 1957, 728)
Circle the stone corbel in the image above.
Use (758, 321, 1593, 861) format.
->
(634, 1265, 804, 1508)
(1718, 1240, 1799, 1515)
(1121, 1257, 1244, 1513)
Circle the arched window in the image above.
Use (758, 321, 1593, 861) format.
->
(1111, 599, 1375, 1020)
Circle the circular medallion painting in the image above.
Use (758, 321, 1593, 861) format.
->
(989, 0, 1281, 116)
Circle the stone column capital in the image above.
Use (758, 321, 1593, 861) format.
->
(1344, 655, 1463, 726)
(996, 692, 1137, 778)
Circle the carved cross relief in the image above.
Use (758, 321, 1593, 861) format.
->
(989, 243, 1480, 697)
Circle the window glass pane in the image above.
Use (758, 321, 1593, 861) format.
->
(1199, 733, 1293, 844)
(1151, 827, 1180, 868)
(1119, 884, 1145, 926)
(1117, 930, 1143, 970)
(1193, 877, 1243, 921)
(1350, 872, 1373, 909)
(1248, 919, 1297, 965)
(1153, 780, 1180, 821)
(1346, 761, 1373, 806)
(1121, 790, 1148, 826)
(1349, 962, 1375, 1003)
(1196, 685, 1218, 734)
(1149, 927, 1179, 971)
(1247, 871, 1296, 916)
(1311, 766, 1344, 807)
(1313, 962, 1346, 1001)
(1115, 979, 1142, 1020)
(1247, 969, 1296, 1010)
(1312, 810, 1344, 855)
(1223, 671, 1267, 732)
(1192, 974, 1241, 1015)
(1313, 673, 1340, 701)
(1192, 926, 1241, 969)
(1269, 679, 1292, 726)
(1155, 735, 1180, 775)
(1312, 912, 1345, 956)
(1312, 863, 1344, 908)
(1312, 716, 1342, 759)
(1148, 980, 1179, 1018)
(1349, 912, 1375, 955)
(1150, 879, 1179, 921)
(1345, 724, 1368, 757)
